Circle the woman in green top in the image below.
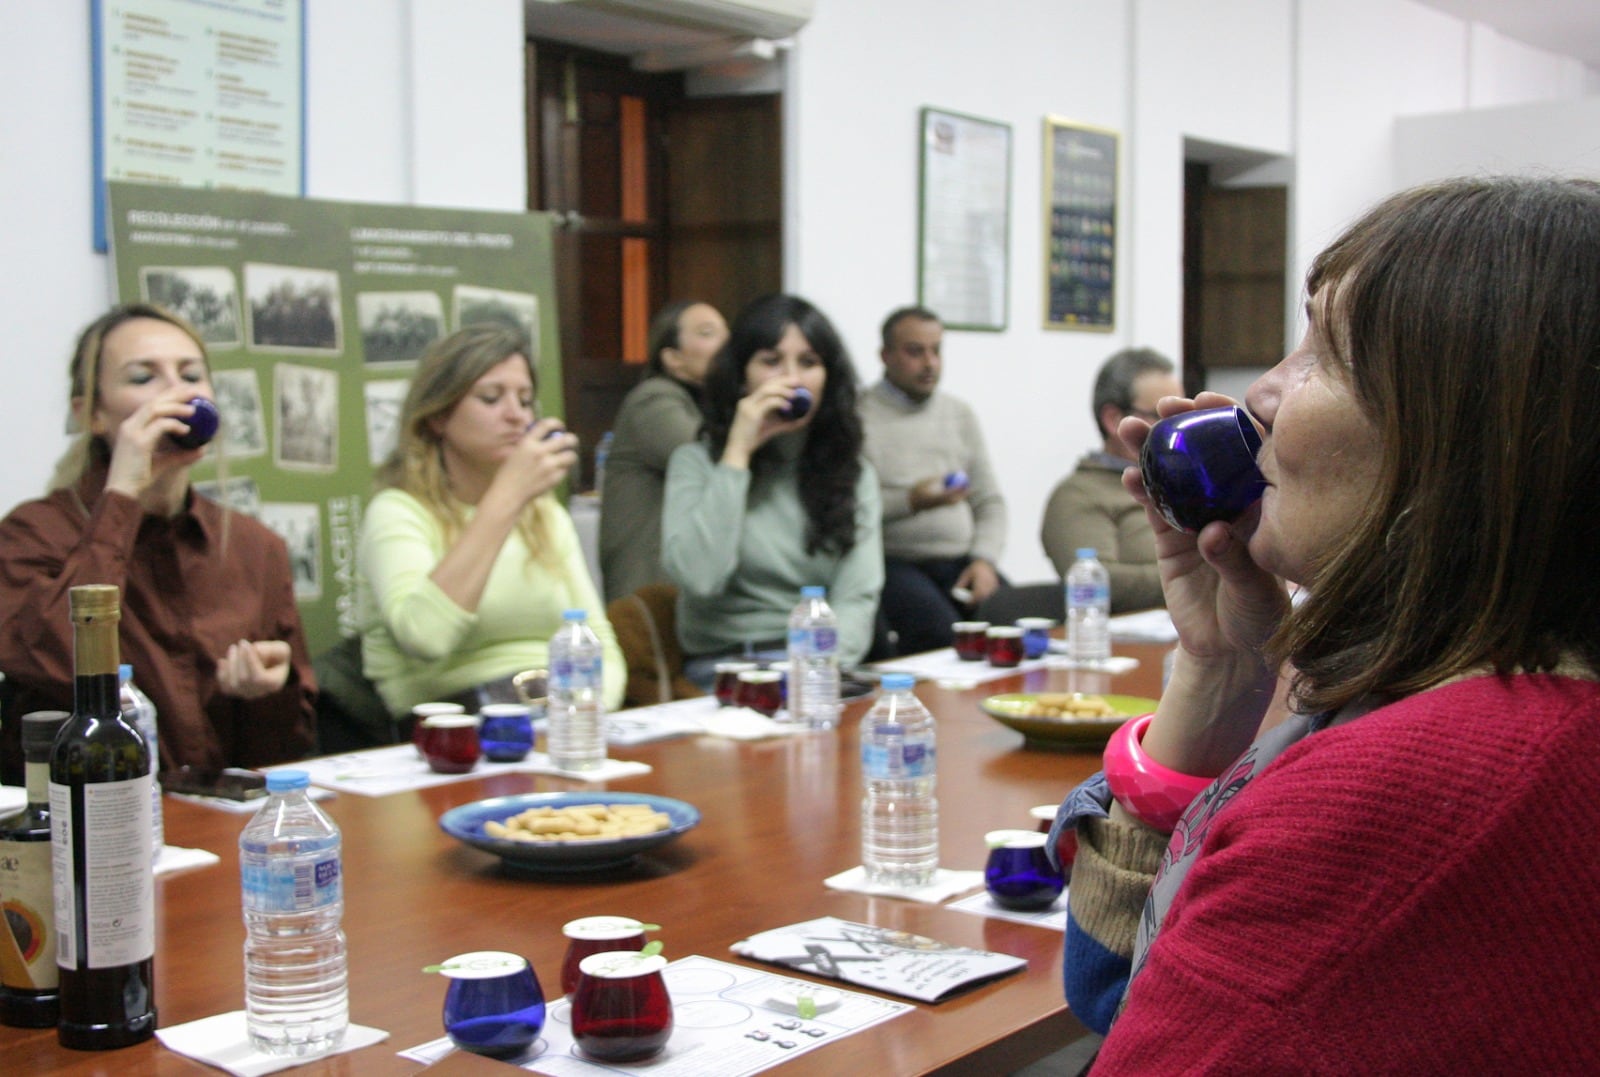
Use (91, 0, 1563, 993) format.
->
(599, 300, 727, 603)
(662, 294, 883, 687)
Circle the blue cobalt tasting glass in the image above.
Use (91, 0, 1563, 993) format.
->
(984, 830, 1064, 911)
(780, 385, 813, 420)
(171, 397, 220, 449)
(440, 951, 546, 1060)
(478, 704, 534, 763)
(1016, 618, 1055, 660)
(1139, 405, 1266, 533)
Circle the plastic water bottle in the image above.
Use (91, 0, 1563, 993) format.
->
(119, 665, 163, 860)
(548, 609, 607, 771)
(860, 673, 939, 886)
(594, 430, 614, 495)
(786, 586, 840, 729)
(239, 771, 348, 1056)
(1065, 548, 1112, 665)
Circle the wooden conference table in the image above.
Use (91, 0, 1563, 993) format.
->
(3, 643, 1168, 1076)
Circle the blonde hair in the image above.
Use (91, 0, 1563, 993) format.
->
(376, 325, 555, 565)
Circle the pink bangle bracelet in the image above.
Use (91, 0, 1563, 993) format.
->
(1103, 714, 1215, 832)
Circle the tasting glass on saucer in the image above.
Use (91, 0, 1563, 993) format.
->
(570, 951, 673, 1063)
(439, 950, 546, 1060)
(984, 829, 1064, 911)
(560, 917, 650, 996)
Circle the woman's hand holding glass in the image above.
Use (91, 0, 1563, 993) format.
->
(103, 393, 212, 508)
(721, 380, 809, 469)
(489, 417, 577, 510)
(1117, 390, 1289, 781)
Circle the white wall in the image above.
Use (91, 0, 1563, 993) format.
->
(1, 0, 1593, 588)
(1395, 96, 1600, 185)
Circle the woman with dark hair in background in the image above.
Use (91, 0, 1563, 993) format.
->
(1059, 176, 1600, 1072)
(662, 293, 882, 688)
(0, 303, 315, 780)
(356, 324, 624, 715)
(599, 300, 727, 603)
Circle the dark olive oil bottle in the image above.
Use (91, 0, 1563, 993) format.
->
(48, 584, 156, 1049)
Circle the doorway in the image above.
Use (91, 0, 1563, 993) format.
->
(526, 40, 782, 487)
(1181, 144, 1291, 398)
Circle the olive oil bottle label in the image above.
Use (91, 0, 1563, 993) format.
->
(49, 775, 154, 969)
(0, 841, 59, 991)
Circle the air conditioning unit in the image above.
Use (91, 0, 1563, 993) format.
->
(529, 0, 814, 40)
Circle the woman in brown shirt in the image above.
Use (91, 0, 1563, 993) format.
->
(0, 304, 315, 781)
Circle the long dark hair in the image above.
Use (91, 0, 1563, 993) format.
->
(700, 294, 864, 557)
(1276, 176, 1600, 713)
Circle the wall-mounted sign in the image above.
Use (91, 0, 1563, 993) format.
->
(918, 107, 1012, 332)
(1043, 116, 1119, 331)
(92, 0, 306, 250)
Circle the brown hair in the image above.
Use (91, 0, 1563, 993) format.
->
(49, 303, 217, 491)
(375, 324, 554, 564)
(1276, 176, 1600, 713)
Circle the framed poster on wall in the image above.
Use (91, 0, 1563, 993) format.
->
(917, 107, 1011, 332)
(91, 0, 307, 250)
(1043, 116, 1118, 331)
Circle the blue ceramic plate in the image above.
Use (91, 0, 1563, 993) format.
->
(439, 792, 700, 873)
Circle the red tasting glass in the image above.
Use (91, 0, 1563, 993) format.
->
(952, 621, 990, 661)
(560, 918, 650, 997)
(418, 715, 480, 774)
(411, 702, 466, 757)
(713, 662, 758, 707)
(571, 952, 673, 1063)
(986, 626, 1024, 668)
(734, 670, 783, 717)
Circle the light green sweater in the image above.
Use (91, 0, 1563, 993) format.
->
(661, 438, 883, 665)
(356, 488, 625, 715)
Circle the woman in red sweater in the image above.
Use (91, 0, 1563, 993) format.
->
(1058, 176, 1600, 1073)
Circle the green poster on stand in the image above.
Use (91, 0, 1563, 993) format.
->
(106, 181, 561, 655)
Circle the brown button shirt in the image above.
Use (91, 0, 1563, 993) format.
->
(0, 467, 316, 779)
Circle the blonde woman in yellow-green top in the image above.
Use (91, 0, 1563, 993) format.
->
(356, 325, 624, 715)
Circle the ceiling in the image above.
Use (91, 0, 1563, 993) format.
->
(1413, 0, 1600, 69)
(521, 1, 1600, 74)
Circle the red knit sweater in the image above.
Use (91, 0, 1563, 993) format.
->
(1095, 673, 1600, 1075)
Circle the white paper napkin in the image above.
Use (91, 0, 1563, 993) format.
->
(154, 845, 221, 876)
(824, 865, 985, 904)
(268, 746, 650, 797)
(0, 785, 24, 814)
(519, 752, 652, 782)
(946, 887, 1068, 931)
(699, 707, 810, 740)
(1041, 654, 1140, 674)
(154, 1012, 388, 1076)
(868, 648, 1053, 689)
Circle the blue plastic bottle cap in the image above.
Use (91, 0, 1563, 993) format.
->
(1076, 548, 1096, 559)
(563, 609, 586, 621)
(266, 770, 310, 793)
(801, 586, 825, 598)
(880, 674, 915, 692)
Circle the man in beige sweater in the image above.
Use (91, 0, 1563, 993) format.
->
(1040, 347, 1180, 612)
(859, 306, 1007, 656)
